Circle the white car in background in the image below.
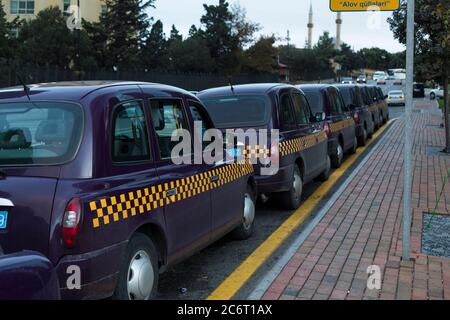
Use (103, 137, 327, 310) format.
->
(430, 87, 444, 100)
(373, 71, 388, 82)
(387, 90, 405, 106)
(341, 77, 354, 84)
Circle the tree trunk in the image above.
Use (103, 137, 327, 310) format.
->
(444, 69, 450, 153)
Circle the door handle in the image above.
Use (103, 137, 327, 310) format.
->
(166, 188, 177, 197)
(211, 175, 219, 182)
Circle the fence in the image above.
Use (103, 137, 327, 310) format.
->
(0, 64, 279, 91)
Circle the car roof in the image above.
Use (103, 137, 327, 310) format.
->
(297, 84, 336, 92)
(0, 81, 193, 102)
(198, 83, 294, 98)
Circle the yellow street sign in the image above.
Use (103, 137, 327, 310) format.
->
(330, 0, 400, 12)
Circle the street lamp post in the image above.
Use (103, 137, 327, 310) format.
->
(403, 0, 415, 261)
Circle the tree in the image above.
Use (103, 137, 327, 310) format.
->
(314, 31, 337, 59)
(141, 19, 167, 70)
(230, 3, 260, 48)
(335, 42, 360, 74)
(90, 0, 155, 70)
(242, 36, 277, 74)
(0, 0, 19, 63)
(388, 0, 450, 152)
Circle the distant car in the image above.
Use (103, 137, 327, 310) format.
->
(393, 79, 403, 85)
(0, 251, 60, 300)
(413, 83, 425, 98)
(387, 90, 405, 106)
(373, 71, 387, 82)
(357, 75, 367, 84)
(341, 77, 354, 84)
(199, 84, 331, 210)
(0, 81, 256, 300)
(387, 76, 396, 81)
(299, 84, 357, 169)
(430, 87, 444, 100)
(377, 78, 386, 85)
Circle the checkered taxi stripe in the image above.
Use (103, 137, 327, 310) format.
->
(243, 145, 270, 159)
(279, 131, 328, 157)
(89, 161, 253, 229)
(329, 118, 355, 134)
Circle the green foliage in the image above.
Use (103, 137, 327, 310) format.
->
(242, 36, 277, 74)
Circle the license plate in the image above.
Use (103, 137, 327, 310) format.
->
(0, 211, 8, 230)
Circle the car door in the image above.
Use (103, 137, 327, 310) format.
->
(148, 97, 212, 264)
(291, 90, 326, 178)
(328, 88, 354, 151)
(187, 99, 245, 238)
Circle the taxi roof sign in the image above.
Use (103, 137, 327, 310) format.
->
(330, 0, 400, 12)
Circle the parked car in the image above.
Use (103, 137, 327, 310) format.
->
(393, 79, 403, 85)
(374, 86, 390, 124)
(430, 87, 444, 100)
(199, 84, 331, 210)
(0, 81, 256, 300)
(357, 75, 367, 84)
(413, 83, 425, 98)
(359, 85, 382, 130)
(0, 250, 60, 300)
(298, 84, 357, 169)
(341, 77, 354, 84)
(373, 71, 387, 82)
(387, 90, 405, 106)
(335, 84, 375, 146)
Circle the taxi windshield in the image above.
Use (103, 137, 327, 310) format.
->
(0, 102, 83, 166)
(202, 95, 271, 128)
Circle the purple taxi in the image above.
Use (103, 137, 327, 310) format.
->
(0, 81, 256, 300)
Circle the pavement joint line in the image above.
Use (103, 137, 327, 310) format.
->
(206, 119, 397, 301)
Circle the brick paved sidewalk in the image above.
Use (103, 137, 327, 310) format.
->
(260, 100, 450, 300)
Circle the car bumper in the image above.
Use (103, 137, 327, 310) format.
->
(255, 163, 294, 194)
(56, 241, 127, 300)
(387, 100, 405, 106)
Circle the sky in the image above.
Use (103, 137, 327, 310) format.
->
(150, 0, 405, 53)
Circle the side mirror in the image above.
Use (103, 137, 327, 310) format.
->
(315, 112, 326, 122)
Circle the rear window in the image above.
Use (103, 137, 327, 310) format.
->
(202, 95, 270, 128)
(0, 102, 83, 166)
(303, 91, 323, 114)
(339, 88, 354, 107)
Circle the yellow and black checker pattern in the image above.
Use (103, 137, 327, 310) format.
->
(329, 118, 355, 134)
(279, 131, 328, 157)
(243, 145, 270, 160)
(89, 160, 253, 229)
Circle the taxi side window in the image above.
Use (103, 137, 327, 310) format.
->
(280, 93, 297, 131)
(112, 101, 150, 163)
(328, 89, 343, 115)
(150, 99, 189, 160)
(189, 101, 212, 151)
(292, 92, 311, 125)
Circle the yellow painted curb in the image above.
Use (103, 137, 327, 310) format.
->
(207, 119, 395, 300)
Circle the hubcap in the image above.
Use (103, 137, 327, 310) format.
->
(127, 250, 154, 300)
(243, 193, 255, 230)
(293, 173, 302, 200)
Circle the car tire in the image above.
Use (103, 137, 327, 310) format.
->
(331, 143, 344, 168)
(280, 165, 303, 210)
(430, 92, 436, 100)
(358, 128, 367, 147)
(230, 185, 256, 240)
(113, 233, 159, 301)
(349, 136, 358, 154)
(317, 155, 331, 181)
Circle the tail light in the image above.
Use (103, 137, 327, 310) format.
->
(323, 121, 331, 138)
(353, 112, 360, 124)
(62, 198, 82, 248)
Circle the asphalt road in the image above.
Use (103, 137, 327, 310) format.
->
(156, 103, 412, 300)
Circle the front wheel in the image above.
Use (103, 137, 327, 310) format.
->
(430, 92, 436, 100)
(331, 143, 344, 168)
(349, 136, 358, 154)
(358, 128, 368, 147)
(231, 185, 256, 240)
(317, 155, 331, 181)
(280, 165, 303, 210)
(113, 233, 159, 300)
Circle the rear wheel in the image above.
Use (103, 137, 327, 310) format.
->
(349, 136, 358, 154)
(430, 92, 436, 100)
(113, 233, 159, 300)
(280, 165, 303, 210)
(331, 143, 344, 168)
(230, 185, 256, 240)
(358, 127, 367, 147)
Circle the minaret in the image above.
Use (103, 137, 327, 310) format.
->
(307, 2, 313, 49)
(335, 12, 342, 50)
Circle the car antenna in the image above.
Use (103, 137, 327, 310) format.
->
(228, 77, 235, 94)
(16, 73, 32, 101)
